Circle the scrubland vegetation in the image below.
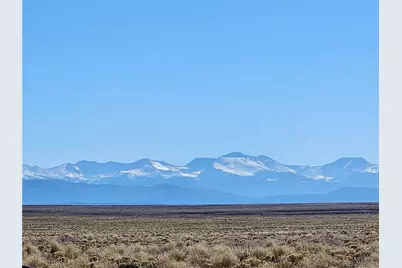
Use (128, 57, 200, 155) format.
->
(23, 205, 378, 268)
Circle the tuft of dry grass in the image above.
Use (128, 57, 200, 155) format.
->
(49, 240, 62, 254)
(24, 254, 49, 268)
(210, 245, 239, 268)
(264, 239, 274, 248)
(250, 246, 271, 260)
(188, 244, 210, 267)
(271, 245, 288, 262)
(23, 243, 39, 255)
(62, 244, 80, 259)
(169, 248, 187, 262)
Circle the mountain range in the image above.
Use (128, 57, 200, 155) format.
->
(23, 152, 379, 204)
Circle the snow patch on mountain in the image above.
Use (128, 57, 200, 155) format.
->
(360, 166, 379, 173)
(150, 161, 172, 171)
(212, 154, 296, 176)
(213, 156, 266, 176)
(121, 169, 153, 177)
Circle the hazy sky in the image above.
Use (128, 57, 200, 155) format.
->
(23, 0, 378, 168)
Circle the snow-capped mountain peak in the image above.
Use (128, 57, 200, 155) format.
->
(320, 157, 377, 175)
(22, 153, 378, 188)
(222, 152, 249, 158)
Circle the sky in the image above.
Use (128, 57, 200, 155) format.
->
(23, 0, 378, 168)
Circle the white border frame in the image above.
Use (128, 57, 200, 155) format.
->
(1, 0, 401, 266)
(0, 0, 22, 265)
(379, 0, 402, 267)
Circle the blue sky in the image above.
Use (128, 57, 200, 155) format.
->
(23, 0, 378, 168)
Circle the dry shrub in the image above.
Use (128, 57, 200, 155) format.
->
(264, 240, 274, 248)
(66, 255, 91, 268)
(294, 241, 309, 252)
(272, 246, 288, 262)
(128, 243, 145, 254)
(162, 241, 177, 252)
(62, 244, 80, 259)
(24, 254, 49, 268)
(87, 246, 101, 256)
(188, 244, 210, 267)
(147, 244, 162, 256)
(175, 240, 185, 249)
(287, 253, 304, 265)
(250, 246, 271, 260)
(238, 256, 264, 268)
(156, 255, 191, 268)
(169, 248, 187, 262)
(210, 245, 238, 268)
(110, 234, 120, 243)
(156, 254, 175, 268)
(232, 247, 249, 262)
(24, 243, 39, 255)
(132, 250, 151, 262)
(83, 232, 96, 240)
(99, 246, 120, 260)
(301, 252, 340, 268)
(175, 233, 193, 242)
(49, 240, 63, 253)
(100, 244, 125, 259)
(114, 244, 126, 255)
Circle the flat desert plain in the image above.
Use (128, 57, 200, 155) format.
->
(22, 203, 379, 268)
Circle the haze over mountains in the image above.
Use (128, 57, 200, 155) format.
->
(23, 152, 379, 204)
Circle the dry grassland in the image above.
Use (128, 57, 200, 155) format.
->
(22, 204, 378, 268)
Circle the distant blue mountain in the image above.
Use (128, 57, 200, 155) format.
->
(261, 187, 379, 204)
(23, 153, 378, 200)
(22, 180, 252, 205)
(23, 179, 378, 205)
